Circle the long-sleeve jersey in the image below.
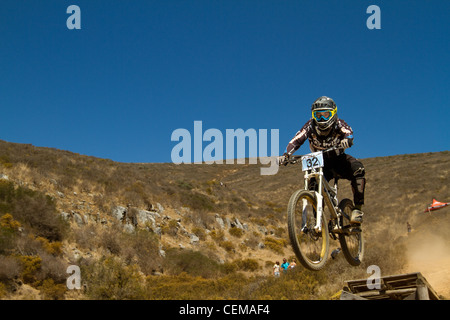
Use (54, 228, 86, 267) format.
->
(285, 118, 354, 155)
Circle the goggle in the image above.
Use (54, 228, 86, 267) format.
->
(312, 108, 337, 122)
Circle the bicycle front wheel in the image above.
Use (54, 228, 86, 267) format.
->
(287, 190, 329, 271)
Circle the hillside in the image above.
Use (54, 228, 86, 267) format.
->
(0, 139, 448, 299)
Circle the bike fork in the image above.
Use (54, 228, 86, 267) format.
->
(314, 192, 323, 233)
(301, 194, 323, 233)
(314, 170, 324, 233)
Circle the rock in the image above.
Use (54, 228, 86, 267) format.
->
(190, 234, 200, 245)
(123, 223, 135, 234)
(60, 212, 71, 221)
(56, 191, 65, 198)
(73, 213, 84, 226)
(111, 206, 126, 221)
(234, 218, 244, 229)
(215, 215, 225, 229)
(258, 226, 268, 235)
(156, 203, 164, 214)
(0, 174, 9, 180)
(136, 210, 156, 227)
(258, 242, 265, 249)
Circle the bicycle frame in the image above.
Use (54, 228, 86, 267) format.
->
(303, 165, 342, 234)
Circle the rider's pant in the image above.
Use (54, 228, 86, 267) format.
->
(323, 153, 366, 207)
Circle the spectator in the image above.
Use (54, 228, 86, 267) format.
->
(289, 258, 297, 269)
(281, 258, 289, 273)
(273, 261, 281, 277)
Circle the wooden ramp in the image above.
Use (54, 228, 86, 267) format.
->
(340, 272, 440, 300)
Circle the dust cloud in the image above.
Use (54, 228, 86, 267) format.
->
(404, 227, 450, 299)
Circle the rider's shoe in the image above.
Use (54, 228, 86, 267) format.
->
(350, 209, 364, 224)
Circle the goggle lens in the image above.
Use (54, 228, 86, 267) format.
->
(313, 110, 334, 121)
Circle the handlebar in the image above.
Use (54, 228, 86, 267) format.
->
(280, 146, 345, 166)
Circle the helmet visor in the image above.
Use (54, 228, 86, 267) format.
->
(312, 108, 336, 122)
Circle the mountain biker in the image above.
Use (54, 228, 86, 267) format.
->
(279, 96, 365, 224)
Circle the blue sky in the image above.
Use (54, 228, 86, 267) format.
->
(0, 0, 449, 163)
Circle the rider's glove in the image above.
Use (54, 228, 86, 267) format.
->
(278, 153, 290, 166)
(339, 138, 353, 149)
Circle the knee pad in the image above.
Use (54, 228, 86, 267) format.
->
(351, 160, 365, 178)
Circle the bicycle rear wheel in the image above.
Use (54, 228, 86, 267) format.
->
(338, 198, 364, 266)
(287, 190, 329, 271)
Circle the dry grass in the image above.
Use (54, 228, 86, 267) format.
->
(0, 139, 448, 299)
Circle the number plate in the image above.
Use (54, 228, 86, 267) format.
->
(301, 152, 324, 171)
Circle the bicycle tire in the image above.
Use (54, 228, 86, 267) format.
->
(338, 198, 364, 266)
(287, 190, 329, 271)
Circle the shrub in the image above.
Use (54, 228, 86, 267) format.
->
(229, 227, 244, 238)
(210, 229, 225, 242)
(121, 229, 162, 275)
(38, 278, 67, 300)
(235, 258, 260, 272)
(0, 226, 16, 255)
(13, 188, 66, 241)
(164, 248, 224, 279)
(224, 258, 260, 273)
(264, 236, 287, 254)
(192, 227, 207, 241)
(0, 213, 21, 231)
(18, 255, 42, 284)
(179, 191, 216, 212)
(81, 256, 146, 300)
(0, 182, 68, 242)
(219, 240, 235, 252)
(161, 219, 178, 237)
(0, 255, 22, 283)
(0, 282, 7, 298)
(35, 237, 63, 256)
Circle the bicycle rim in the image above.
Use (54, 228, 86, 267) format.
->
(288, 190, 329, 271)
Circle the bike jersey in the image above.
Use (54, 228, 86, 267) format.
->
(286, 118, 354, 155)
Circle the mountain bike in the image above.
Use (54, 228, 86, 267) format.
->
(284, 147, 364, 271)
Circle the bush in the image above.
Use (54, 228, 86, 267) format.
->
(179, 191, 216, 212)
(264, 237, 287, 254)
(35, 237, 63, 256)
(164, 248, 224, 279)
(0, 282, 7, 298)
(0, 181, 68, 242)
(229, 227, 244, 238)
(18, 255, 42, 284)
(0, 213, 21, 231)
(210, 229, 225, 242)
(219, 240, 235, 252)
(81, 256, 146, 300)
(224, 258, 260, 273)
(192, 227, 207, 241)
(161, 219, 178, 237)
(13, 188, 66, 241)
(38, 278, 67, 300)
(0, 255, 22, 283)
